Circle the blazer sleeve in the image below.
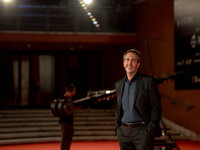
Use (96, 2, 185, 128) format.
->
(148, 77, 162, 135)
(114, 80, 123, 132)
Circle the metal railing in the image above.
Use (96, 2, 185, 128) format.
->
(161, 94, 194, 110)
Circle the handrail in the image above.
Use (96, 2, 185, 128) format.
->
(160, 94, 194, 110)
(73, 89, 116, 104)
(73, 88, 195, 110)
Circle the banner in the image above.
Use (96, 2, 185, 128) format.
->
(175, 0, 200, 89)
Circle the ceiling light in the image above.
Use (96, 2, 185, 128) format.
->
(83, 0, 92, 5)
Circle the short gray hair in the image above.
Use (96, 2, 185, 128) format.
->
(123, 49, 141, 62)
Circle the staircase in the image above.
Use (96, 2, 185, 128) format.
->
(0, 109, 117, 145)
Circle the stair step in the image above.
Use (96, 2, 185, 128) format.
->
(0, 122, 59, 127)
(0, 109, 189, 147)
(0, 126, 115, 133)
(0, 117, 114, 122)
(73, 136, 118, 141)
(0, 137, 61, 145)
(0, 112, 115, 117)
(74, 121, 115, 126)
(0, 126, 60, 133)
(0, 118, 58, 122)
(74, 130, 115, 136)
(0, 109, 116, 145)
(75, 126, 115, 130)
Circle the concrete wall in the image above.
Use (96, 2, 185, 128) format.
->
(136, 0, 200, 135)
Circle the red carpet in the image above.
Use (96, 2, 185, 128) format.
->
(175, 140, 200, 150)
(0, 140, 200, 150)
(0, 141, 120, 150)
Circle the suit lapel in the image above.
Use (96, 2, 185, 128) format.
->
(118, 79, 125, 106)
(134, 73, 142, 101)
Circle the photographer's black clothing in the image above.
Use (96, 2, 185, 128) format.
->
(59, 96, 74, 150)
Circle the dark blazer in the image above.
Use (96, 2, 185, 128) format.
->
(115, 72, 162, 136)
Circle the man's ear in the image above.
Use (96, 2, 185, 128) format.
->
(123, 60, 125, 68)
(137, 62, 141, 69)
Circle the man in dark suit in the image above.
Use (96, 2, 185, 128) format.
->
(115, 49, 162, 150)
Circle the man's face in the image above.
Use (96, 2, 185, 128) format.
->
(69, 89, 76, 98)
(123, 52, 140, 75)
(64, 88, 76, 98)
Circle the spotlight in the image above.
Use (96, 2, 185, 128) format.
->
(87, 12, 91, 16)
(83, 0, 92, 5)
(3, 0, 13, 3)
(77, 0, 101, 30)
(93, 21, 97, 25)
(106, 90, 111, 94)
(81, 4, 85, 7)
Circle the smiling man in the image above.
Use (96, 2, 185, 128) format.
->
(115, 49, 162, 150)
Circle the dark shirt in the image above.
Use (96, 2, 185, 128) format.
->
(59, 96, 74, 125)
(121, 73, 143, 123)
